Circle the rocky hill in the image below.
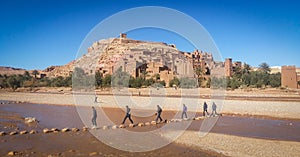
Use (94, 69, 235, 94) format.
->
(74, 35, 196, 81)
(1, 34, 214, 82)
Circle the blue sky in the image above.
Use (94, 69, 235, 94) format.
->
(0, 0, 299, 70)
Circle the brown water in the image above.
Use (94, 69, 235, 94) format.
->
(1, 102, 300, 142)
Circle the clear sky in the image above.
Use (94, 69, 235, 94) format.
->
(1, 0, 299, 70)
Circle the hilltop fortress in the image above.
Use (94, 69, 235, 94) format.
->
(40, 33, 242, 87)
(76, 33, 242, 86)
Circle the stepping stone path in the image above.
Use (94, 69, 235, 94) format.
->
(0, 116, 218, 136)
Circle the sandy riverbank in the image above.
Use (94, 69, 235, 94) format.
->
(170, 131, 300, 157)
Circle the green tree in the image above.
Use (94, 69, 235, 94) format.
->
(194, 67, 204, 86)
(102, 74, 112, 87)
(111, 67, 130, 87)
(258, 62, 271, 73)
(233, 66, 242, 80)
(129, 77, 142, 88)
(144, 78, 155, 86)
(242, 63, 251, 74)
(179, 77, 197, 88)
(32, 70, 39, 79)
(158, 80, 166, 87)
(7, 75, 21, 90)
(211, 77, 226, 89)
(95, 71, 102, 88)
(62, 75, 72, 87)
(206, 78, 211, 88)
(51, 76, 65, 87)
(229, 77, 241, 89)
(23, 71, 32, 80)
(169, 77, 180, 87)
(72, 67, 86, 88)
(140, 70, 149, 80)
(269, 72, 281, 87)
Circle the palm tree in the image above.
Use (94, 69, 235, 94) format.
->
(32, 70, 39, 79)
(194, 67, 204, 86)
(194, 67, 203, 78)
(140, 70, 149, 80)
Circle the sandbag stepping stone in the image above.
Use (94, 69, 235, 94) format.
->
(9, 131, 18, 135)
(20, 130, 28, 135)
(138, 123, 144, 127)
(61, 128, 69, 132)
(72, 128, 79, 132)
(29, 130, 37, 134)
(43, 128, 51, 133)
(0, 131, 6, 136)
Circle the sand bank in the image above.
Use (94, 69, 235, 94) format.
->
(1, 92, 300, 119)
(170, 131, 300, 157)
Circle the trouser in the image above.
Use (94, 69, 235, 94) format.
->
(122, 113, 134, 124)
(92, 116, 97, 126)
(156, 112, 163, 122)
(212, 110, 217, 116)
(181, 111, 187, 119)
(203, 109, 209, 116)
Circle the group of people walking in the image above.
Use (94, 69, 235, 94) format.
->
(91, 101, 218, 128)
(203, 101, 218, 117)
(121, 105, 165, 125)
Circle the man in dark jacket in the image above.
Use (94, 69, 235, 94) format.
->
(122, 105, 134, 124)
(181, 104, 188, 119)
(211, 102, 218, 116)
(203, 102, 209, 116)
(92, 106, 97, 129)
(156, 105, 163, 123)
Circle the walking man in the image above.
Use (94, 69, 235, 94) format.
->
(211, 102, 218, 116)
(92, 106, 97, 129)
(94, 96, 98, 103)
(122, 105, 134, 124)
(156, 105, 163, 123)
(203, 101, 209, 116)
(181, 104, 187, 119)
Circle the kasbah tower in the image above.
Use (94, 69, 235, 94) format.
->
(281, 66, 300, 89)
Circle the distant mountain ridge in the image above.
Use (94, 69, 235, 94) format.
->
(0, 66, 27, 76)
